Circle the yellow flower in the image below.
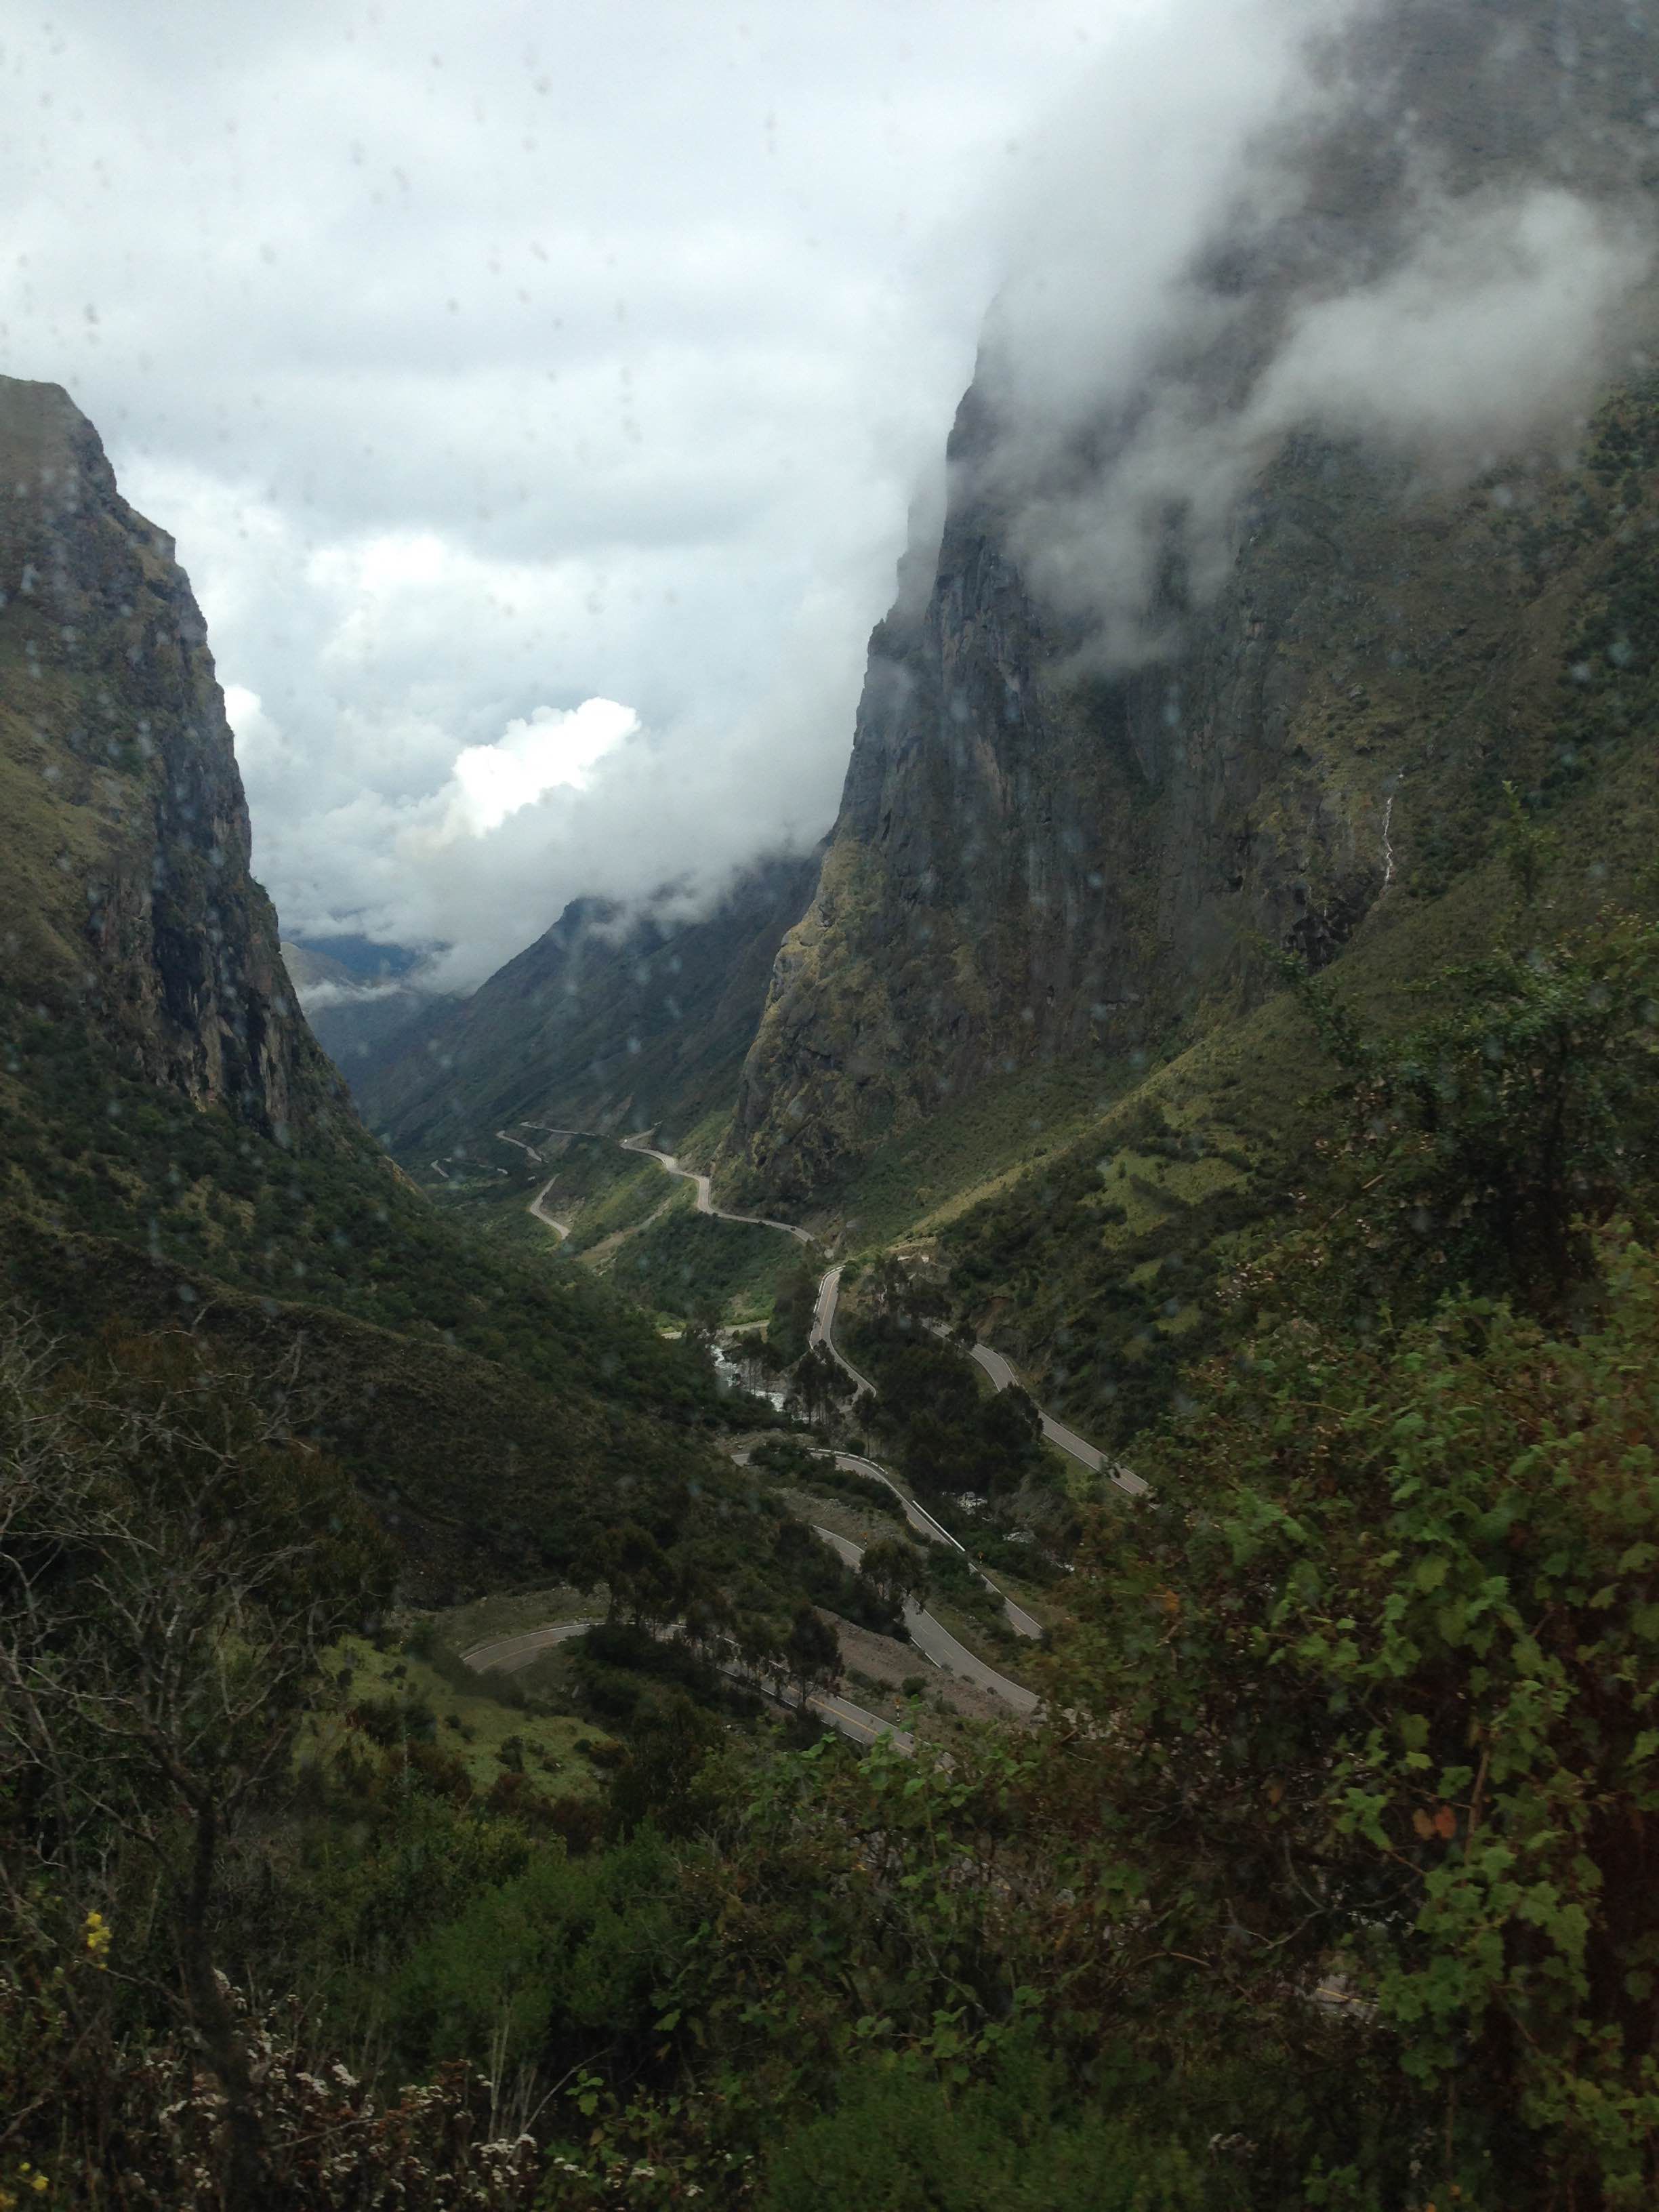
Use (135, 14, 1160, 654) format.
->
(30, 2179, 47, 2196)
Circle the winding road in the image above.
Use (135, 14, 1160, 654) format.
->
(529, 1178, 573, 1242)
(811, 1526, 1038, 1715)
(812, 1266, 1146, 1501)
(821, 1446, 1044, 1643)
(615, 1132, 818, 1243)
(462, 1614, 916, 1754)
(516, 1126, 1133, 1504)
(964, 1341, 1150, 1500)
(503, 1120, 1140, 1664)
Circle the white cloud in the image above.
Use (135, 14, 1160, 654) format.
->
(0, 0, 1111, 984)
(442, 699, 639, 836)
(970, 1, 1657, 666)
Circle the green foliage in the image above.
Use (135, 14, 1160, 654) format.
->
(1057, 1227, 1659, 2207)
(848, 1313, 1052, 1509)
(857, 1536, 928, 1612)
(783, 1605, 842, 1700)
(1286, 909, 1659, 1307)
(608, 1199, 801, 1324)
(760, 2052, 1203, 2212)
(943, 1099, 1254, 1450)
(1498, 781, 1561, 912)
(388, 1829, 689, 2079)
(768, 1261, 821, 1364)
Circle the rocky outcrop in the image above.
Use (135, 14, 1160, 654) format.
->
(724, 0, 1659, 1204)
(355, 850, 825, 1159)
(0, 377, 347, 1145)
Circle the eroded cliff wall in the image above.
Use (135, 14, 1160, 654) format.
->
(0, 376, 347, 1146)
(725, 0, 1659, 1204)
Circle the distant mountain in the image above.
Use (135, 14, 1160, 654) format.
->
(276, 938, 457, 1094)
(355, 848, 824, 1162)
(285, 933, 425, 985)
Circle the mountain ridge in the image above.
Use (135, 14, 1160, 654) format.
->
(356, 846, 825, 1163)
(0, 375, 792, 1609)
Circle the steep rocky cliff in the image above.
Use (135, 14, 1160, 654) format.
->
(0, 375, 775, 1601)
(724, 0, 1659, 1206)
(355, 849, 823, 1161)
(0, 375, 346, 1147)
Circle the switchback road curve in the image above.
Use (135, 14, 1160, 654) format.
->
(461, 1615, 916, 1755)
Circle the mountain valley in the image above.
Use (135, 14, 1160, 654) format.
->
(8, 2, 1659, 2203)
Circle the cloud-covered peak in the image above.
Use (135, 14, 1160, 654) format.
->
(0, 0, 1109, 986)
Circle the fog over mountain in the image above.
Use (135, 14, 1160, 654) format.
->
(0, 0, 1114, 991)
(6, 0, 1647, 1008)
(980, 0, 1658, 669)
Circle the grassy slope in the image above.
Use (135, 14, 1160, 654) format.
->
(941, 727, 1658, 1447)
(311, 1633, 609, 1802)
(436, 1121, 810, 1329)
(0, 996, 798, 1601)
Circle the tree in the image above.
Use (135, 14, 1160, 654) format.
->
(588, 1520, 681, 1630)
(768, 1263, 820, 1366)
(981, 1386, 1043, 1496)
(790, 1343, 853, 1423)
(783, 1607, 842, 1709)
(1288, 908, 1659, 1307)
(857, 1537, 929, 1621)
(1046, 1228, 1659, 2209)
(0, 1318, 389, 2210)
(1498, 779, 1560, 912)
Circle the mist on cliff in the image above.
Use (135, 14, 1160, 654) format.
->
(977, 0, 1656, 668)
(0, 0, 1084, 991)
(7, 0, 1650, 994)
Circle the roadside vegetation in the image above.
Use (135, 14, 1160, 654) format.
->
(9, 1108, 1659, 2204)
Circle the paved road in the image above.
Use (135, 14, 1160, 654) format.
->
(463, 1619, 591, 1671)
(619, 1132, 818, 1244)
(528, 1176, 572, 1243)
(966, 1342, 1150, 1498)
(809, 1284, 1046, 1642)
(811, 1263, 878, 1393)
(832, 1450, 964, 1554)
(813, 1526, 1038, 1715)
(463, 1614, 912, 1755)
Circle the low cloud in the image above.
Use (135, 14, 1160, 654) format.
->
(1, 0, 1101, 989)
(440, 699, 638, 836)
(972, 0, 1658, 668)
(1250, 190, 1650, 461)
(290, 977, 414, 1015)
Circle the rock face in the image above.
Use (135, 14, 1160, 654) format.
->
(724, 0, 1659, 1204)
(355, 850, 824, 1159)
(0, 377, 346, 1145)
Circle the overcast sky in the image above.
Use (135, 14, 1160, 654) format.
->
(0, 0, 1164, 989)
